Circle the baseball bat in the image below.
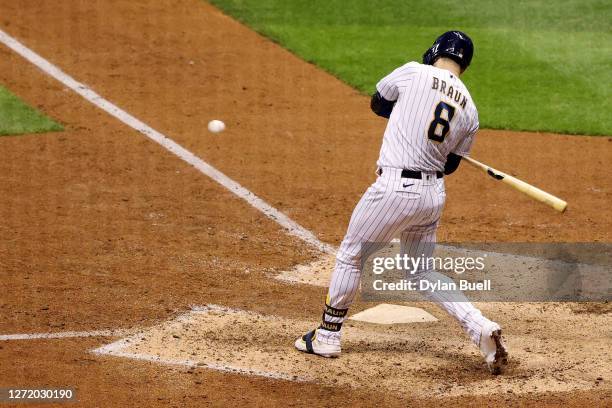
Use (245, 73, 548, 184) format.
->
(462, 156, 567, 213)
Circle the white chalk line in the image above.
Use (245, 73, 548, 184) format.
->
(92, 349, 308, 382)
(0, 29, 335, 256)
(191, 303, 267, 316)
(91, 305, 309, 382)
(0, 306, 251, 342)
(0, 329, 131, 341)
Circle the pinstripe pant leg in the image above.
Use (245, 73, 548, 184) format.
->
(400, 225, 491, 346)
(319, 176, 424, 344)
(327, 179, 391, 312)
(319, 185, 388, 345)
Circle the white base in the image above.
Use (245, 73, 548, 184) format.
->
(349, 303, 438, 324)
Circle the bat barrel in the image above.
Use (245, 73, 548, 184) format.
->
(462, 156, 567, 213)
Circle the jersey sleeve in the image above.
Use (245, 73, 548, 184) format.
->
(376, 62, 417, 102)
(452, 118, 479, 156)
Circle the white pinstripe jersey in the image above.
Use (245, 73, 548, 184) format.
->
(376, 61, 479, 172)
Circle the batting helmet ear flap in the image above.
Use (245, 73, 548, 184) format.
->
(422, 43, 440, 66)
(422, 48, 434, 65)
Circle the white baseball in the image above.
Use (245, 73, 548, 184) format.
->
(207, 119, 226, 134)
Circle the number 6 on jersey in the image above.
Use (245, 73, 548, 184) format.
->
(428, 102, 456, 143)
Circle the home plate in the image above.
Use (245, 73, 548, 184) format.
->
(349, 304, 438, 324)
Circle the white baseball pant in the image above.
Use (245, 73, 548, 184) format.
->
(318, 167, 492, 346)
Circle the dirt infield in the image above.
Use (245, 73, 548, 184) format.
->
(92, 304, 610, 397)
(0, 0, 610, 406)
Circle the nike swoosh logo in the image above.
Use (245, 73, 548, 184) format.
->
(402, 183, 414, 188)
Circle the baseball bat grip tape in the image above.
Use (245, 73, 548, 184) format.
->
(462, 156, 568, 213)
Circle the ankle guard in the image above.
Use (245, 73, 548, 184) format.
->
(320, 303, 349, 332)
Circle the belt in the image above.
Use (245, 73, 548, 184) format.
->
(378, 168, 443, 179)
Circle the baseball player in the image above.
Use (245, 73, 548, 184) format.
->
(295, 31, 508, 374)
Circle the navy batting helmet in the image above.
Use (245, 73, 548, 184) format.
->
(422, 31, 474, 71)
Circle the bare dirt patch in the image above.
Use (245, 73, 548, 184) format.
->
(98, 304, 610, 397)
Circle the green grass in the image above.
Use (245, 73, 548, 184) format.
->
(209, 0, 611, 135)
(0, 86, 62, 136)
